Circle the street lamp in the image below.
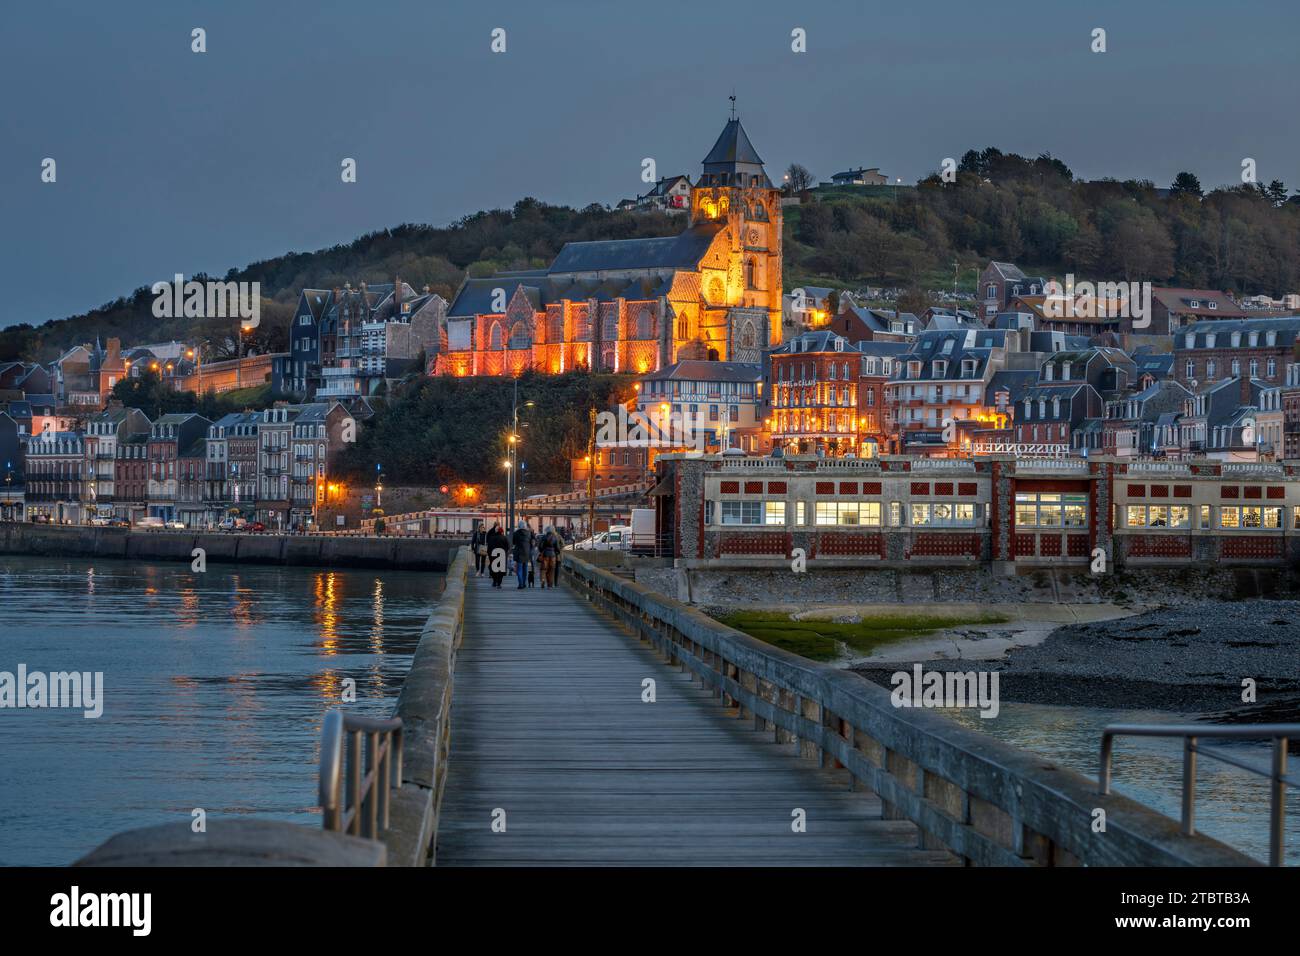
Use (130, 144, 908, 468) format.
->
(506, 379, 535, 530)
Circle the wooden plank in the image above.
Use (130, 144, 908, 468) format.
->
(435, 576, 949, 866)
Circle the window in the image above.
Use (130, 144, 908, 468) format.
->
(1207, 359, 1217, 378)
(912, 502, 977, 527)
(720, 501, 762, 525)
(1016, 492, 1088, 528)
(815, 502, 881, 526)
(796, 501, 806, 526)
(764, 501, 786, 526)
(889, 501, 903, 526)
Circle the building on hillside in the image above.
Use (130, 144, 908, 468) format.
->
(826, 305, 919, 342)
(1174, 316, 1300, 403)
(1098, 380, 1192, 457)
(1007, 294, 1122, 337)
(979, 262, 1046, 322)
(439, 115, 783, 377)
(1150, 288, 1249, 334)
(306, 280, 444, 401)
(885, 327, 1024, 456)
(782, 286, 835, 334)
(635, 175, 693, 212)
(828, 167, 889, 186)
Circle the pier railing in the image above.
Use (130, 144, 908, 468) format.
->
(562, 552, 1257, 867)
(319, 710, 404, 838)
(1101, 723, 1297, 866)
(379, 545, 472, 865)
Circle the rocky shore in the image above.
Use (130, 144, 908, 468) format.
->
(851, 600, 1300, 714)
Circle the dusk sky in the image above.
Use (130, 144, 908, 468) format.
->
(2, 0, 1297, 328)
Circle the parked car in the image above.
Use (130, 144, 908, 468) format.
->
(244, 521, 267, 533)
(164, 520, 186, 530)
(30, 513, 51, 524)
(109, 518, 130, 528)
(89, 516, 112, 527)
(134, 516, 164, 530)
(569, 525, 632, 551)
(218, 516, 246, 531)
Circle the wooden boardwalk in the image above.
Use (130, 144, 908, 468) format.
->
(435, 573, 957, 866)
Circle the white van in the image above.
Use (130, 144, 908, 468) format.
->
(134, 516, 165, 530)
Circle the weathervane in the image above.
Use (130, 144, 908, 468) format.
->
(729, 91, 737, 120)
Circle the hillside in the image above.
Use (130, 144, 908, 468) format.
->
(5, 148, 1298, 365)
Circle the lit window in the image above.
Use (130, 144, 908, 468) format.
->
(764, 501, 786, 526)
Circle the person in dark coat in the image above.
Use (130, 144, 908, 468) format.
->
(538, 525, 562, 588)
(486, 523, 510, 588)
(470, 522, 488, 576)
(510, 520, 532, 590)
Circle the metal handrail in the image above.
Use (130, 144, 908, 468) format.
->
(319, 708, 404, 839)
(1100, 723, 1299, 866)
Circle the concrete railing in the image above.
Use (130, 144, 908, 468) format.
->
(382, 545, 471, 866)
(561, 553, 1257, 867)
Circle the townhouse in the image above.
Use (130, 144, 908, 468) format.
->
(83, 404, 151, 520)
(146, 413, 210, 521)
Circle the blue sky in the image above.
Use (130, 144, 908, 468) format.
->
(1, 0, 1297, 327)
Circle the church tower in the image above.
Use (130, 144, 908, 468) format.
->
(688, 107, 784, 361)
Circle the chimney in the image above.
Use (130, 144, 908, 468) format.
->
(106, 338, 121, 364)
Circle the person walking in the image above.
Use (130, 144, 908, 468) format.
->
(510, 519, 532, 590)
(486, 523, 510, 589)
(471, 522, 488, 576)
(528, 533, 539, 588)
(538, 524, 562, 589)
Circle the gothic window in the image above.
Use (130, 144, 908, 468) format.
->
(745, 258, 757, 290)
(602, 312, 619, 341)
(676, 311, 690, 340)
(548, 312, 564, 343)
(508, 321, 530, 350)
(737, 320, 758, 351)
(635, 308, 653, 340)
(489, 322, 504, 350)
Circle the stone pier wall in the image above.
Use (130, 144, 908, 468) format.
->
(0, 523, 455, 571)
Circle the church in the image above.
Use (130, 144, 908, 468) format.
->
(437, 114, 783, 377)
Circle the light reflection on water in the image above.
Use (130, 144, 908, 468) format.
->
(0, 556, 440, 866)
(947, 703, 1300, 865)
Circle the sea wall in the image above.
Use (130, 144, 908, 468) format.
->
(0, 523, 455, 572)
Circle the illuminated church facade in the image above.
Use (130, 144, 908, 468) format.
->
(437, 115, 783, 377)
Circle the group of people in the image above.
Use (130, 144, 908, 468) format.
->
(472, 520, 565, 590)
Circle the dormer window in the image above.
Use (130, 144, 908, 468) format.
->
(1206, 333, 1216, 348)
(1185, 333, 1195, 349)
(833, 337, 845, 352)
(1231, 332, 1241, 347)
(934, 360, 947, 378)
(1044, 364, 1054, 382)
(1248, 332, 1258, 346)
(1208, 301, 1218, 310)
(1062, 361, 1072, 380)
(1190, 299, 1200, 308)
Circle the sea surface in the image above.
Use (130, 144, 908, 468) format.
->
(0, 555, 439, 866)
(947, 702, 1300, 865)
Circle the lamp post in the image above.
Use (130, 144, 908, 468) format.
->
(506, 378, 534, 530)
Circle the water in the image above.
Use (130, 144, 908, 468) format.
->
(0, 556, 440, 866)
(947, 703, 1300, 865)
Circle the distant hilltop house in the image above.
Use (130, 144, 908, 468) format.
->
(617, 175, 693, 213)
(1148, 288, 1249, 334)
(827, 166, 889, 187)
(1240, 293, 1300, 311)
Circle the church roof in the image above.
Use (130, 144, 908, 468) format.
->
(547, 223, 723, 275)
(702, 119, 765, 167)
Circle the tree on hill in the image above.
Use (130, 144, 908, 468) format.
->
(1170, 171, 1203, 198)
